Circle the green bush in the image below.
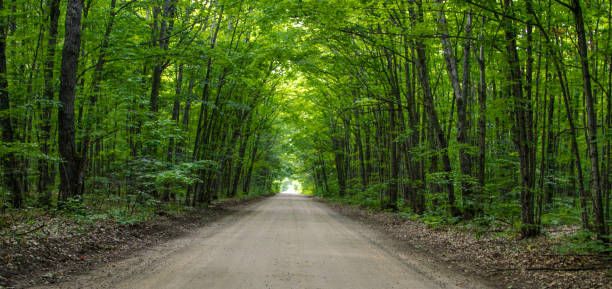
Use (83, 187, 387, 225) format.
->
(57, 196, 89, 217)
(556, 230, 612, 255)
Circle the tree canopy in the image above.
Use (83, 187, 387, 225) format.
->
(0, 0, 611, 246)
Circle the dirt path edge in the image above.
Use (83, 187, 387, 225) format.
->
(1, 195, 272, 289)
(317, 198, 612, 289)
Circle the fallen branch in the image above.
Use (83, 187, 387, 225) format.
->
(14, 223, 46, 236)
(540, 253, 611, 258)
(493, 266, 612, 272)
(544, 228, 580, 233)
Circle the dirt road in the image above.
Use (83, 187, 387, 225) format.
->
(38, 194, 489, 289)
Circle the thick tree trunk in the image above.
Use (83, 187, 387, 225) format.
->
(58, 0, 84, 203)
(0, 0, 22, 208)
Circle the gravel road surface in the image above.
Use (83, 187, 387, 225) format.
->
(36, 193, 489, 289)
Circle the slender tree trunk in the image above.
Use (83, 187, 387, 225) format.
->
(77, 0, 118, 197)
(149, 0, 174, 114)
(502, 0, 538, 237)
(193, 5, 224, 161)
(409, 4, 456, 215)
(167, 63, 183, 165)
(459, 10, 473, 193)
(606, 6, 611, 229)
(387, 100, 398, 210)
(476, 15, 486, 190)
(404, 42, 424, 213)
(162, 63, 183, 202)
(243, 133, 260, 194)
(571, 0, 607, 241)
(320, 156, 329, 195)
(331, 117, 346, 197)
(384, 50, 399, 210)
(230, 115, 252, 197)
(364, 111, 373, 184)
(437, 5, 474, 217)
(224, 118, 244, 198)
(38, 0, 61, 207)
(353, 92, 367, 190)
(526, 1, 591, 230)
(178, 78, 194, 163)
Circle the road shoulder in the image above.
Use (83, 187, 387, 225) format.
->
(315, 198, 504, 289)
(6, 196, 269, 289)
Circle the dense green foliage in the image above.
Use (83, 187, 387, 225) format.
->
(282, 0, 611, 242)
(0, 0, 610, 247)
(0, 0, 294, 215)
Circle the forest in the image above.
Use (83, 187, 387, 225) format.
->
(0, 0, 611, 270)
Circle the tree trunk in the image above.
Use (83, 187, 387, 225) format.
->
(243, 133, 260, 194)
(526, 1, 591, 231)
(476, 15, 486, 190)
(149, 0, 173, 114)
(193, 5, 224, 161)
(403, 42, 424, 213)
(331, 117, 346, 197)
(318, 155, 329, 195)
(58, 0, 84, 203)
(167, 63, 183, 165)
(502, 0, 538, 237)
(0, 0, 22, 208)
(230, 115, 252, 197)
(387, 100, 398, 210)
(353, 92, 367, 189)
(437, 5, 474, 217)
(37, 0, 61, 206)
(571, 0, 608, 241)
(383, 49, 399, 210)
(410, 4, 456, 215)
